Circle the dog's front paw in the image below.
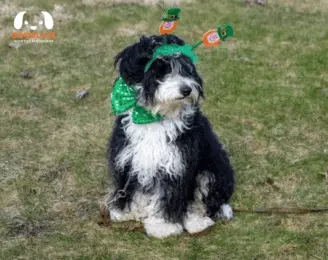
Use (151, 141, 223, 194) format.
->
(109, 208, 134, 222)
(216, 204, 233, 220)
(183, 215, 215, 234)
(144, 217, 183, 238)
(109, 208, 125, 222)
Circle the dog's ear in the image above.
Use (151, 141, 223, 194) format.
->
(141, 58, 171, 105)
(114, 35, 186, 85)
(140, 69, 157, 106)
(114, 36, 155, 85)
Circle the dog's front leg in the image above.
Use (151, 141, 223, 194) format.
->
(143, 177, 188, 238)
(108, 172, 139, 222)
(143, 217, 183, 238)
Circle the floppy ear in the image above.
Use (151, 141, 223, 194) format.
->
(14, 11, 26, 29)
(41, 11, 53, 29)
(114, 34, 186, 85)
(141, 58, 170, 105)
(114, 36, 155, 85)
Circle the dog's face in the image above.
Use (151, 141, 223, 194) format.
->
(115, 35, 203, 118)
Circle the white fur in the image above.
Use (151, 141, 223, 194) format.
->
(109, 190, 185, 239)
(195, 171, 213, 198)
(109, 191, 152, 222)
(144, 217, 183, 238)
(184, 215, 215, 234)
(110, 208, 134, 222)
(153, 74, 200, 117)
(217, 204, 233, 220)
(115, 105, 195, 188)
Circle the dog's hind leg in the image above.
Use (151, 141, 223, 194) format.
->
(199, 117, 235, 219)
(194, 170, 234, 221)
(201, 155, 235, 220)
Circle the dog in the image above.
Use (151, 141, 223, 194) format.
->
(107, 34, 235, 238)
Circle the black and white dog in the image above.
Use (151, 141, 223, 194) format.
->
(107, 35, 235, 238)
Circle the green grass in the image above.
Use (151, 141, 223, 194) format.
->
(1, 0, 328, 259)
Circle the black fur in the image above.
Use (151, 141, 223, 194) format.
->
(114, 35, 185, 85)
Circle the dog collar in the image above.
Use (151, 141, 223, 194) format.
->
(111, 77, 162, 124)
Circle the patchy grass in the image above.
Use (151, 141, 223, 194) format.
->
(1, 0, 328, 259)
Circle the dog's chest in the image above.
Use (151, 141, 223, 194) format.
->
(117, 117, 184, 186)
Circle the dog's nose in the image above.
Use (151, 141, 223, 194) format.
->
(180, 86, 192, 97)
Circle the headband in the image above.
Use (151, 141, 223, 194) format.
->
(144, 7, 235, 72)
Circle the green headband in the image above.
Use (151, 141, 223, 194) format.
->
(144, 43, 198, 72)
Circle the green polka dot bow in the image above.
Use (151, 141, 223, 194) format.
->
(111, 77, 162, 124)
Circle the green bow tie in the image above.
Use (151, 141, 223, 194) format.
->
(111, 77, 162, 124)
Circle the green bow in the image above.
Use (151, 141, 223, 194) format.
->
(111, 77, 162, 124)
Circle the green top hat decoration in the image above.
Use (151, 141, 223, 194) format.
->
(162, 6, 181, 21)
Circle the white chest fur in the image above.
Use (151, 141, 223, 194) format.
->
(114, 112, 191, 187)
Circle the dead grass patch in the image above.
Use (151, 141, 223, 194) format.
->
(43, 121, 107, 158)
(279, 243, 298, 254)
(1, 106, 44, 122)
(51, 201, 73, 216)
(5, 216, 50, 238)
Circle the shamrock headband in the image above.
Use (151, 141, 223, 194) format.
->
(144, 44, 197, 72)
(144, 7, 235, 72)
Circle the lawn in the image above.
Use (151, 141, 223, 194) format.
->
(1, 0, 328, 259)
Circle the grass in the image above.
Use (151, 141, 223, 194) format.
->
(1, 0, 328, 259)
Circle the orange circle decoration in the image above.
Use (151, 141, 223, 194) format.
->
(202, 29, 222, 47)
(159, 20, 179, 35)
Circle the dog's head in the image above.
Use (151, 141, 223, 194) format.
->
(114, 35, 203, 118)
